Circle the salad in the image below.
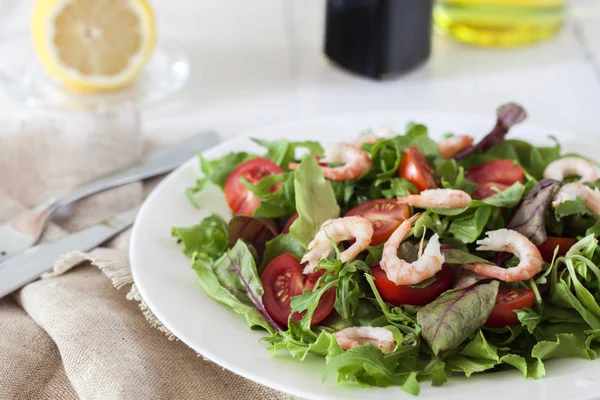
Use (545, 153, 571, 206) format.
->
(172, 103, 600, 396)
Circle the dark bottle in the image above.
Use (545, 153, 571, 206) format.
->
(324, 0, 434, 80)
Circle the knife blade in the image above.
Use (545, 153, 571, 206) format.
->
(0, 206, 140, 298)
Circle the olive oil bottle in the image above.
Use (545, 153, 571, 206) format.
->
(433, 0, 565, 47)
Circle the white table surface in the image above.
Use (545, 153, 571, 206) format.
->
(1, 0, 600, 142)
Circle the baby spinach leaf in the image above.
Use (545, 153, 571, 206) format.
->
(260, 234, 306, 272)
(507, 179, 560, 245)
(473, 182, 526, 208)
(172, 213, 228, 258)
(417, 281, 499, 357)
(289, 157, 340, 247)
(447, 206, 492, 243)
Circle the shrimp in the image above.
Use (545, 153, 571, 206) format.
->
(552, 182, 600, 215)
(352, 125, 395, 148)
(543, 157, 597, 183)
(380, 213, 446, 285)
(462, 229, 543, 282)
(334, 326, 396, 354)
(397, 189, 472, 209)
(439, 135, 474, 159)
(289, 142, 372, 181)
(301, 216, 373, 274)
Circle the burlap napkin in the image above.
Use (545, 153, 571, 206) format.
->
(0, 106, 294, 400)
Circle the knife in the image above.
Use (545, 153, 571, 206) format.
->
(0, 206, 140, 298)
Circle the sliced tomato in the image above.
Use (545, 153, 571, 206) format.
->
(538, 236, 578, 263)
(261, 253, 335, 326)
(345, 199, 411, 246)
(471, 181, 511, 200)
(224, 158, 283, 216)
(371, 265, 453, 306)
(281, 212, 299, 234)
(398, 146, 437, 193)
(485, 288, 535, 328)
(466, 159, 524, 185)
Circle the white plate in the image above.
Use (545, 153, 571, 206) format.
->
(130, 110, 600, 400)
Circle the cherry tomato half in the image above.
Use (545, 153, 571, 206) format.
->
(466, 159, 525, 185)
(466, 159, 525, 200)
(485, 288, 535, 328)
(398, 146, 437, 193)
(538, 236, 578, 263)
(224, 158, 283, 216)
(261, 253, 335, 326)
(371, 265, 453, 306)
(345, 199, 411, 246)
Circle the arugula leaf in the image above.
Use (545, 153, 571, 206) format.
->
(172, 213, 228, 258)
(381, 178, 416, 198)
(289, 157, 340, 247)
(241, 172, 296, 217)
(417, 281, 499, 357)
(251, 138, 324, 169)
(556, 197, 597, 217)
(507, 179, 560, 245)
(193, 241, 280, 333)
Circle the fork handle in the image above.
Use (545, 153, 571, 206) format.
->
(56, 131, 220, 209)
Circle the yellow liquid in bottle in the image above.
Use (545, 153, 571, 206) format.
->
(433, 0, 566, 47)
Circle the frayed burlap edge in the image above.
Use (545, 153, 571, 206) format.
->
(43, 248, 180, 341)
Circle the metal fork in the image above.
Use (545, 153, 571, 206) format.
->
(0, 131, 220, 264)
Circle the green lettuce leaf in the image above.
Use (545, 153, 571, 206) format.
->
(193, 240, 280, 333)
(172, 213, 228, 258)
(289, 157, 340, 247)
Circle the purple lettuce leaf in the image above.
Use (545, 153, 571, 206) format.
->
(507, 179, 560, 245)
(195, 240, 283, 332)
(417, 281, 499, 357)
(228, 216, 279, 262)
(455, 103, 527, 160)
(447, 269, 491, 294)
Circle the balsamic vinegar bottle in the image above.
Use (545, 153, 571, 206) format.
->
(324, 0, 434, 80)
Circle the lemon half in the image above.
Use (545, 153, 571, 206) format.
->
(32, 0, 156, 92)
